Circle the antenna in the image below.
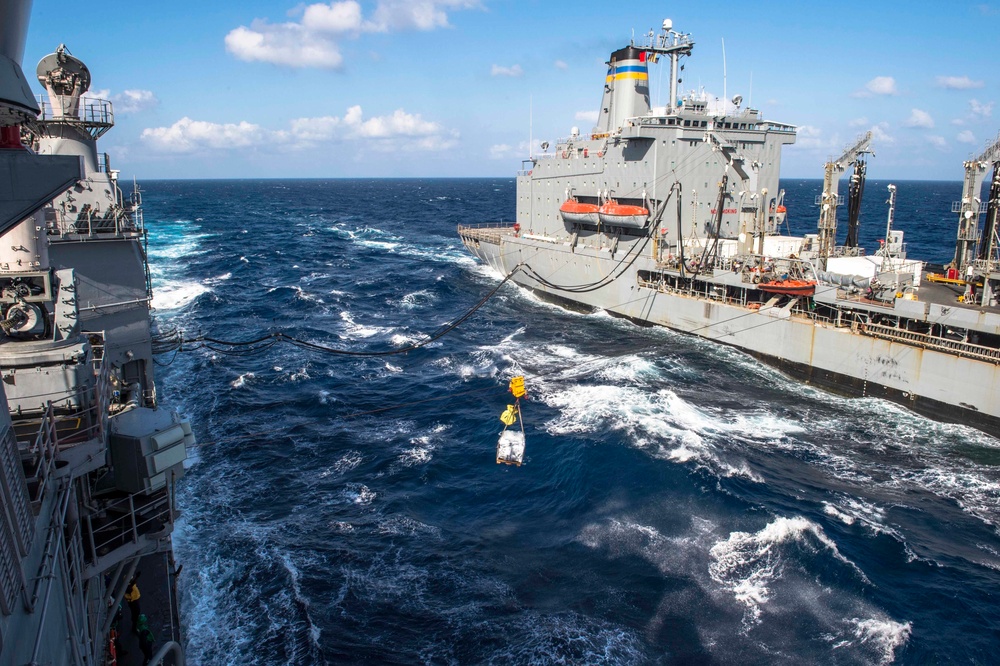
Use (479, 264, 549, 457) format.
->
(722, 38, 727, 114)
(529, 95, 533, 159)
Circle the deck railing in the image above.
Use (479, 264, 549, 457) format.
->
(856, 321, 1000, 363)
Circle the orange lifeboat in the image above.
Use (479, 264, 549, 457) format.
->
(559, 198, 600, 225)
(758, 279, 817, 296)
(598, 200, 649, 228)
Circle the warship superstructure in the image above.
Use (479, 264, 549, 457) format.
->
(0, 2, 192, 664)
(459, 20, 1000, 436)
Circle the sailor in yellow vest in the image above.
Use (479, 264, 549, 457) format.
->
(124, 573, 142, 634)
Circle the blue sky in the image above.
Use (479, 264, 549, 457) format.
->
(21, 1, 999, 180)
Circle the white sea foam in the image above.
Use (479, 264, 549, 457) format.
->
(842, 617, 912, 665)
(708, 516, 863, 627)
(390, 332, 425, 347)
(342, 483, 375, 505)
(396, 428, 448, 467)
(376, 516, 442, 537)
(398, 443, 434, 466)
(152, 279, 209, 311)
(338, 310, 394, 340)
(332, 450, 363, 474)
(230, 372, 255, 389)
(288, 367, 310, 382)
(398, 289, 436, 309)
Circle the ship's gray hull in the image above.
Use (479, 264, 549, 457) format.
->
(462, 232, 1000, 436)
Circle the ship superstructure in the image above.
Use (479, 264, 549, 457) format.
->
(0, 3, 192, 664)
(459, 20, 1000, 436)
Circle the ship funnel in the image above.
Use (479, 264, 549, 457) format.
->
(0, 0, 39, 125)
(596, 46, 651, 133)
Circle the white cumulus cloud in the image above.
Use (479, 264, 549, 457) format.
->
(575, 110, 599, 124)
(141, 118, 268, 153)
(957, 130, 977, 144)
(367, 0, 481, 31)
(226, 1, 480, 68)
(490, 140, 537, 159)
(142, 106, 457, 154)
(970, 99, 994, 118)
(927, 135, 948, 150)
(491, 64, 523, 78)
(554, 60, 568, 70)
(225, 23, 345, 68)
(88, 88, 159, 114)
(301, 1, 364, 32)
(853, 76, 897, 97)
(112, 89, 159, 114)
(490, 144, 514, 159)
(848, 117, 869, 128)
(936, 75, 984, 90)
(870, 122, 895, 145)
(904, 109, 934, 129)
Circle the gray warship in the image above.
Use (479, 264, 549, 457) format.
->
(459, 19, 1000, 437)
(0, 2, 192, 664)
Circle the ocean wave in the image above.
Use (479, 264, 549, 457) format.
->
(708, 516, 863, 627)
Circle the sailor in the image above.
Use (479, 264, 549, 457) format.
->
(136, 613, 156, 665)
(124, 573, 142, 634)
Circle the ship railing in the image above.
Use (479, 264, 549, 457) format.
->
(951, 200, 988, 214)
(856, 321, 1000, 363)
(831, 246, 867, 258)
(457, 223, 518, 245)
(971, 257, 1000, 275)
(22, 403, 59, 507)
(35, 94, 114, 139)
(17, 346, 110, 505)
(82, 478, 176, 576)
(45, 205, 141, 238)
(638, 271, 839, 326)
(25, 479, 93, 664)
(762, 122, 797, 133)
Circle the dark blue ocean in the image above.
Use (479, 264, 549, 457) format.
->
(144, 178, 1000, 665)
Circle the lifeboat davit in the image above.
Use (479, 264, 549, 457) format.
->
(598, 200, 649, 228)
(559, 199, 600, 225)
(758, 279, 817, 296)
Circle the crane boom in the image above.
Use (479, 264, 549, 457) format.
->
(817, 131, 873, 266)
(954, 131, 1000, 271)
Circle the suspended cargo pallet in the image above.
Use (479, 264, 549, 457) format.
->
(496, 429, 525, 466)
(496, 376, 527, 466)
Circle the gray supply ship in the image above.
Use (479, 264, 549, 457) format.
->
(0, 2, 192, 664)
(459, 19, 1000, 437)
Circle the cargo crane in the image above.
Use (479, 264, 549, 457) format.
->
(953, 132, 1000, 273)
(816, 131, 873, 269)
(970, 148, 1000, 306)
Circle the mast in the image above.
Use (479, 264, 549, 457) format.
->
(642, 19, 694, 111)
(880, 184, 897, 272)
